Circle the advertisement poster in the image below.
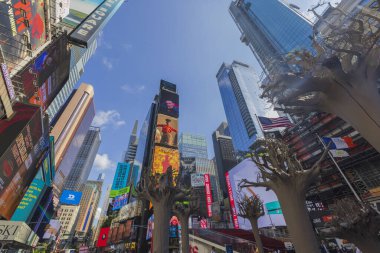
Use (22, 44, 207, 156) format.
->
(11, 167, 46, 222)
(159, 89, 179, 118)
(180, 157, 195, 187)
(112, 194, 128, 211)
(155, 114, 178, 148)
(152, 146, 179, 176)
(42, 219, 61, 240)
(227, 159, 286, 230)
(60, 190, 82, 205)
(109, 186, 130, 198)
(204, 174, 213, 218)
(0, 0, 47, 74)
(63, 0, 104, 29)
(12, 35, 71, 110)
(191, 173, 205, 187)
(225, 172, 239, 229)
(96, 227, 110, 247)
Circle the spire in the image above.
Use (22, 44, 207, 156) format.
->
(132, 120, 138, 136)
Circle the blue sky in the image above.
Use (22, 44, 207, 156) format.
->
(80, 0, 333, 212)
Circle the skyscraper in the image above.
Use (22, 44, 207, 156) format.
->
(212, 122, 237, 197)
(229, 0, 313, 75)
(124, 120, 139, 162)
(75, 178, 103, 241)
(216, 61, 276, 152)
(51, 83, 95, 203)
(64, 126, 101, 191)
(111, 163, 131, 190)
(179, 133, 208, 159)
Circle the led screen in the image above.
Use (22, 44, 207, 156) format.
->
(59, 190, 82, 205)
(155, 114, 178, 148)
(152, 146, 179, 177)
(159, 89, 179, 118)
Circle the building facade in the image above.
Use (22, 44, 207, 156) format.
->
(124, 120, 139, 162)
(51, 83, 95, 204)
(64, 127, 101, 191)
(179, 133, 208, 159)
(229, 0, 313, 75)
(111, 163, 131, 190)
(212, 122, 237, 197)
(58, 205, 81, 240)
(217, 61, 276, 152)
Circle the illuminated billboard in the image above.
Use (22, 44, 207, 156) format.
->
(227, 159, 286, 230)
(11, 167, 46, 222)
(12, 35, 71, 111)
(69, 0, 124, 47)
(155, 115, 178, 148)
(204, 174, 213, 217)
(60, 190, 82, 205)
(191, 173, 205, 187)
(0, 103, 49, 219)
(96, 227, 110, 247)
(109, 186, 130, 198)
(0, 0, 47, 74)
(152, 146, 179, 176)
(112, 194, 128, 211)
(42, 219, 61, 240)
(159, 89, 179, 118)
(62, 0, 104, 30)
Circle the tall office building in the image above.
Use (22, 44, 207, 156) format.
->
(75, 178, 103, 240)
(64, 127, 101, 191)
(124, 120, 139, 162)
(179, 133, 208, 159)
(212, 122, 237, 197)
(229, 0, 313, 75)
(51, 83, 95, 203)
(58, 205, 81, 240)
(194, 158, 222, 202)
(111, 163, 131, 190)
(217, 61, 276, 152)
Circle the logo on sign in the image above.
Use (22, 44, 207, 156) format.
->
(68, 194, 75, 200)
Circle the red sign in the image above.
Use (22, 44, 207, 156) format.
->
(204, 174, 213, 217)
(225, 172, 239, 229)
(200, 218, 208, 229)
(96, 227, 110, 247)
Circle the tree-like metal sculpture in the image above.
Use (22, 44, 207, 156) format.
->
(239, 139, 329, 253)
(261, 3, 380, 152)
(236, 194, 265, 253)
(325, 198, 380, 253)
(172, 197, 199, 253)
(136, 168, 188, 253)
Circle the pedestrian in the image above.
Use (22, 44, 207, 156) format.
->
(320, 240, 330, 253)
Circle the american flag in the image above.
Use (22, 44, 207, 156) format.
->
(258, 116, 293, 131)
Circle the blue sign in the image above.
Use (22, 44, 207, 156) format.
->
(60, 190, 82, 205)
(112, 194, 128, 211)
(226, 244, 233, 253)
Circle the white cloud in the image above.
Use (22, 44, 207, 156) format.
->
(121, 84, 146, 94)
(94, 153, 115, 171)
(102, 57, 113, 70)
(98, 31, 113, 49)
(122, 43, 132, 51)
(92, 110, 126, 128)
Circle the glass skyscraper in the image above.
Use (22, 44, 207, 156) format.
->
(217, 61, 277, 152)
(229, 0, 313, 74)
(179, 133, 208, 159)
(64, 127, 101, 191)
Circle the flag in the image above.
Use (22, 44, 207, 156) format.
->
(322, 136, 355, 149)
(258, 116, 293, 130)
(329, 150, 350, 158)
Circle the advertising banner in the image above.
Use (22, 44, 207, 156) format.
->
(41, 153, 52, 187)
(59, 190, 82, 205)
(155, 114, 178, 148)
(180, 157, 195, 187)
(11, 167, 46, 222)
(152, 146, 179, 176)
(12, 35, 71, 111)
(0, 221, 33, 244)
(42, 219, 61, 240)
(62, 0, 104, 30)
(191, 173, 205, 187)
(96, 227, 110, 247)
(225, 172, 239, 229)
(118, 201, 142, 221)
(227, 159, 286, 230)
(109, 186, 130, 198)
(146, 214, 154, 240)
(0, 0, 47, 74)
(0, 64, 16, 100)
(112, 194, 128, 211)
(204, 174, 213, 218)
(159, 89, 179, 118)
(69, 0, 124, 47)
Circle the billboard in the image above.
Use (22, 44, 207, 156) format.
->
(96, 227, 110, 247)
(11, 35, 71, 111)
(62, 0, 104, 30)
(0, 0, 47, 74)
(180, 157, 195, 187)
(60, 190, 82, 205)
(227, 159, 286, 230)
(152, 146, 179, 176)
(69, 0, 124, 47)
(118, 201, 142, 221)
(146, 214, 154, 240)
(0, 221, 34, 244)
(112, 194, 128, 211)
(204, 174, 213, 218)
(155, 114, 178, 148)
(159, 89, 179, 118)
(0, 63, 16, 100)
(191, 173, 205, 187)
(11, 167, 46, 222)
(226, 172, 239, 229)
(42, 219, 61, 240)
(109, 186, 130, 198)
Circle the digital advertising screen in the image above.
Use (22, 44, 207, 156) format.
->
(109, 186, 130, 198)
(12, 35, 71, 111)
(0, 0, 47, 74)
(159, 89, 179, 118)
(152, 146, 179, 177)
(191, 173, 205, 187)
(227, 159, 286, 230)
(42, 219, 61, 240)
(59, 190, 82, 205)
(96, 227, 110, 247)
(155, 114, 178, 148)
(180, 157, 196, 187)
(112, 194, 128, 211)
(62, 0, 104, 30)
(204, 174, 213, 217)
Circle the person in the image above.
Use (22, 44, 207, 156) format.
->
(320, 240, 330, 253)
(210, 246, 216, 253)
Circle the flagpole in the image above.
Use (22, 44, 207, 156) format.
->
(316, 134, 363, 205)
